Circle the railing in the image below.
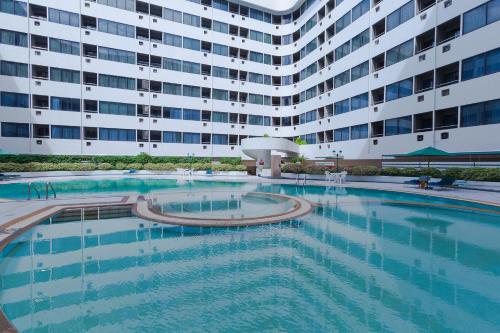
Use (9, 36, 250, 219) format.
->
(27, 182, 57, 200)
(46, 182, 57, 200)
(27, 183, 41, 200)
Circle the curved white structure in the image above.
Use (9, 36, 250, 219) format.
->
(0, 0, 499, 160)
(241, 137, 299, 167)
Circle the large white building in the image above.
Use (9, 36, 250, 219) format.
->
(0, 0, 499, 160)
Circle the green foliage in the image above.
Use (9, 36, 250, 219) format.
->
(97, 163, 114, 170)
(280, 164, 500, 182)
(294, 137, 307, 145)
(289, 155, 306, 164)
(0, 154, 242, 166)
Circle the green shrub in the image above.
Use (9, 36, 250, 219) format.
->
(380, 167, 401, 176)
(442, 168, 463, 179)
(126, 163, 143, 170)
(97, 163, 114, 170)
(115, 162, 127, 170)
(143, 163, 175, 171)
(417, 168, 442, 178)
(348, 166, 379, 176)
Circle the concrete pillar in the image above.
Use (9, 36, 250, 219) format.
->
(271, 154, 282, 178)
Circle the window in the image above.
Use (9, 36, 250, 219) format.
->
(99, 101, 135, 116)
(98, 19, 134, 38)
(352, 0, 369, 21)
(48, 8, 79, 27)
(213, 89, 228, 100)
(336, 11, 351, 33)
(385, 116, 412, 135)
(162, 82, 181, 95)
(0, 0, 27, 17)
(386, 78, 413, 101)
(163, 107, 182, 119)
(51, 125, 80, 139)
(248, 94, 263, 105)
(212, 111, 228, 123)
(213, 134, 228, 145)
(0, 29, 27, 47)
(164, 33, 182, 47)
(386, 39, 414, 67)
(213, 21, 229, 34)
(335, 41, 350, 60)
(351, 61, 369, 81)
(51, 97, 80, 112)
(183, 132, 200, 144)
(182, 108, 201, 121)
(462, 47, 500, 81)
(1, 91, 29, 108)
(98, 46, 134, 64)
(248, 72, 263, 84)
(351, 93, 369, 111)
(463, 0, 500, 35)
(334, 99, 350, 115)
(249, 115, 263, 125)
(99, 74, 135, 90)
(183, 37, 200, 51)
(334, 70, 350, 88)
(1, 122, 29, 137)
(164, 8, 182, 23)
(351, 124, 368, 140)
(0, 60, 28, 77)
(387, 0, 415, 32)
(97, 0, 134, 11)
(183, 85, 200, 98)
(182, 61, 201, 74)
(213, 66, 229, 79)
(163, 58, 182, 71)
(249, 51, 263, 63)
(213, 0, 229, 11)
(249, 30, 263, 42)
(461, 99, 500, 127)
(183, 13, 200, 27)
(351, 29, 370, 52)
(49, 38, 80, 55)
(163, 131, 181, 143)
(334, 127, 350, 142)
(99, 128, 135, 141)
(50, 67, 80, 83)
(213, 43, 228, 56)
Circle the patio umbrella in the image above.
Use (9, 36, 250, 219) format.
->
(395, 147, 451, 167)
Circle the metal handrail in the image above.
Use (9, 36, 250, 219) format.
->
(27, 183, 41, 200)
(46, 182, 57, 199)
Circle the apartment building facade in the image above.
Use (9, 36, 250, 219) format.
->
(0, 0, 499, 159)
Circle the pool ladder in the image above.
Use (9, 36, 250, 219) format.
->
(27, 182, 57, 200)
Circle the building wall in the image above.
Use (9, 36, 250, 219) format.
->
(0, 0, 499, 159)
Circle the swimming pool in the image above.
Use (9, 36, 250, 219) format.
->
(0, 182, 499, 332)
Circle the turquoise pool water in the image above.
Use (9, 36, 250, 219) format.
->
(0, 182, 499, 332)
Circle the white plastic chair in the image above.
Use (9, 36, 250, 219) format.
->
(325, 171, 334, 182)
(338, 171, 348, 184)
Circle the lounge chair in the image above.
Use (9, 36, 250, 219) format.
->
(0, 173, 20, 180)
(404, 178, 420, 185)
(428, 177, 456, 190)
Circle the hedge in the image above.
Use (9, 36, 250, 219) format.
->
(0, 153, 242, 166)
(281, 164, 500, 182)
(0, 162, 247, 173)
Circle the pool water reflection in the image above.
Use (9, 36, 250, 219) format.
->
(0, 185, 499, 332)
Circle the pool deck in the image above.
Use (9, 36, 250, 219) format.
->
(0, 174, 498, 233)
